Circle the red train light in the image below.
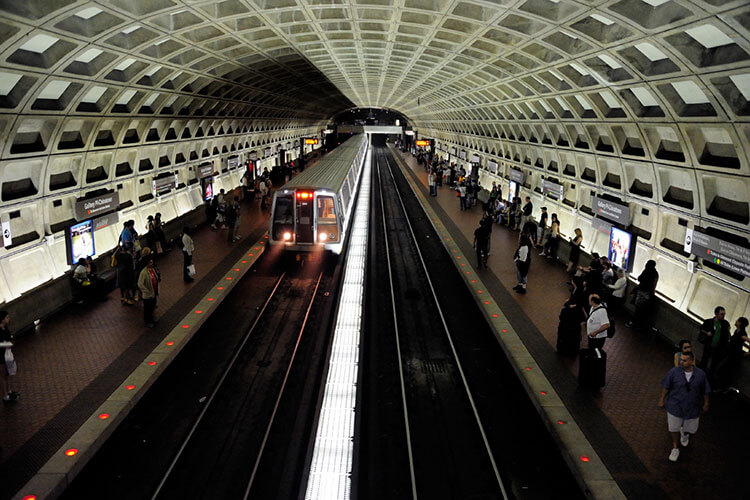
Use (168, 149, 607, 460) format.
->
(296, 191, 312, 199)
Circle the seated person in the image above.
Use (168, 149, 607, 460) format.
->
(72, 257, 105, 304)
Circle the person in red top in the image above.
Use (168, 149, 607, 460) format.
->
(137, 257, 159, 328)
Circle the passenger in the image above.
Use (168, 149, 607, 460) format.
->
(181, 227, 195, 282)
(566, 228, 583, 273)
(137, 257, 159, 328)
(601, 257, 615, 286)
(542, 213, 560, 258)
(72, 258, 95, 304)
(715, 317, 749, 390)
(520, 196, 533, 229)
(585, 294, 610, 350)
(537, 207, 548, 247)
(522, 217, 538, 247)
(627, 259, 659, 332)
(428, 170, 436, 197)
(120, 220, 135, 253)
(128, 220, 142, 259)
(212, 189, 227, 229)
(605, 268, 628, 314)
(144, 215, 156, 253)
(512, 230, 533, 294)
(658, 351, 709, 463)
(259, 179, 270, 209)
(0, 311, 19, 402)
(115, 245, 135, 305)
(674, 340, 692, 367)
(697, 306, 731, 378)
(227, 196, 241, 243)
(153, 213, 168, 253)
(456, 182, 467, 211)
(556, 298, 583, 356)
(473, 221, 491, 269)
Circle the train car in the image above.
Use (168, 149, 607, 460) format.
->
(269, 134, 368, 254)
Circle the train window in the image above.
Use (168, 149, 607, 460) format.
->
(273, 195, 293, 224)
(317, 196, 336, 223)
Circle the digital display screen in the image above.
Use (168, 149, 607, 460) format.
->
(304, 138, 319, 145)
(415, 140, 430, 147)
(70, 220, 95, 264)
(609, 227, 635, 271)
(508, 180, 518, 203)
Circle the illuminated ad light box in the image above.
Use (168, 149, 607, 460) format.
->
(304, 138, 319, 145)
(67, 219, 95, 265)
(508, 180, 518, 203)
(415, 140, 431, 147)
(608, 226, 637, 272)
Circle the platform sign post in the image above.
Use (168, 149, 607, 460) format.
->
(1, 221, 11, 247)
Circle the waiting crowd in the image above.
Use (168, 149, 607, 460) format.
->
(418, 151, 749, 463)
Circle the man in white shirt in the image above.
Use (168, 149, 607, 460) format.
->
(586, 294, 610, 350)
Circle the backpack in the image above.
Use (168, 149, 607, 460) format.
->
(590, 305, 616, 338)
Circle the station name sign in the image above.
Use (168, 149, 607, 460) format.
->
(153, 174, 178, 196)
(450, 147, 457, 156)
(248, 151, 258, 161)
(304, 138, 319, 145)
(684, 229, 750, 278)
(471, 154, 480, 164)
(508, 168, 525, 184)
(593, 196, 630, 226)
(195, 163, 214, 179)
(75, 192, 119, 221)
(487, 160, 499, 174)
(227, 156, 240, 169)
(459, 150, 467, 160)
(415, 139, 431, 147)
(541, 179, 563, 200)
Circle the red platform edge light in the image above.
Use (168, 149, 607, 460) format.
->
(241, 260, 247, 263)
(125, 385, 135, 390)
(165, 341, 175, 346)
(540, 391, 547, 395)
(22, 495, 36, 500)
(580, 455, 590, 462)
(217, 286, 224, 290)
(234, 268, 240, 271)
(502, 329, 508, 333)
(147, 361, 157, 366)
(195, 310, 203, 314)
(557, 420, 565, 425)
(98, 413, 110, 420)
(492, 314, 499, 318)
(181, 324, 189, 329)
(248, 253, 253, 257)
(207, 298, 214, 302)
(471, 279, 476, 283)
(65, 448, 78, 457)
(477, 290, 483, 294)
(225, 277, 232, 280)
(524, 367, 532, 371)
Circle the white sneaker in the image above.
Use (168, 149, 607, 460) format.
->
(668, 448, 680, 462)
(680, 433, 689, 447)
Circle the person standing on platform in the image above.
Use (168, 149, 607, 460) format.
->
(542, 213, 560, 258)
(0, 311, 19, 403)
(473, 221, 491, 269)
(537, 207, 548, 247)
(627, 259, 659, 332)
(138, 257, 159, 328)
(227, 196, 241, 243)
(566, 228, 583, 273)
(181, 227, 195, 282)
(658, 351, 709, 463)
(457, 182, 467, 211)
(520, 196, 533, 229)
(153, 213, 168, 253)
(428, 170, 436, 197)
(513, 232, 532, 294)
(715, 317, 749, 390)
(698, 306, 731, 378)
(115, 245, 135, 305)
(585, 294, 610, 350)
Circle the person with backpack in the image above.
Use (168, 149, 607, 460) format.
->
(586, 294, 611, 350)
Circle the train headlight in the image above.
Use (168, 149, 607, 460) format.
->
(283, 232, 292, 241)
(319, 232, 328, 242)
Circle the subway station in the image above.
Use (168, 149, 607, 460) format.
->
(0, 1, 748, 499)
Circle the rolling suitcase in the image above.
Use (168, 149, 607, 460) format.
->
(578, 347, 606, 388)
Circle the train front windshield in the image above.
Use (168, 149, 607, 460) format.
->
(272, 195, 294, 241)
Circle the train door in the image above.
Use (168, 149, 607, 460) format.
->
(295, 191, 314, 243)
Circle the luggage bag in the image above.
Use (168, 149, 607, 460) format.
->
(578, 347, 606, 388)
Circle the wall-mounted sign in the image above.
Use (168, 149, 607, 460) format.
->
(404, 130, 415, 136)
(227, 156, 240, 169)
(450, 147, 457, 156)
(153, 174, 178, 196)
(93, 212, 119, 231)
(592, 217, 612, 234)
(487, 160, 499, 174)
(304, 138, 319, 145)
(323, 129, 333, 135)
(196, 163, 214, 179)
(541, 179, 564, 199)
(508, 168, 525, 184)
(249, 151, 258, 161)
(415, 139, 431, 147)
(74, 192, 120, 221)
(593, 196, 630, 226)
(264, 147, 272, 158)
(684, 228, 750, 278)
(471, 154, 480, 163)
(1, 221, 11, 248)
(459, 150, 467, 160)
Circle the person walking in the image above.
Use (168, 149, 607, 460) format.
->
(137, 257, 159, 328)
(658, 351, 709, 462)
(513, 232, 532, 294)
(697, 306, 731, 377)
(0, 311, 19, 402)
(674, 340, 693, 367)
(181, 226, 195, 282)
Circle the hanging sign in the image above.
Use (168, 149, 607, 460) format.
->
(304, 138, 319, 145)
(508, 168, 525, 184)
(227, 156, 240, 169)
(415, 140, 431, 147)
(685, 229, 750, 278)
(471, 154, 480, 163)
(542, 179, 564, 199)
(195, 163, 214, 179)
(487, 160, 499, 174)
(459, 150, 467, 160)
(593, 196, 630, 225)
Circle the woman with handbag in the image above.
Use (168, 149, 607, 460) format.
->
(0, 311, 19, 402)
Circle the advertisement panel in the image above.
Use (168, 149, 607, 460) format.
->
(608, 227, 636, 271)
(69, 220, 95, 264)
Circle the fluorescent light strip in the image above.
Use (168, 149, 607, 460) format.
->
(305, 146, 371, 500)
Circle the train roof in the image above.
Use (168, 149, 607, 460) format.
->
(281, 134, 367, 193)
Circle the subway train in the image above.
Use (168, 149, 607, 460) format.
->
(269, 134, 368, 254)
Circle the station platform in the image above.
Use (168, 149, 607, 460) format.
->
(392, 147, 746, 499)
